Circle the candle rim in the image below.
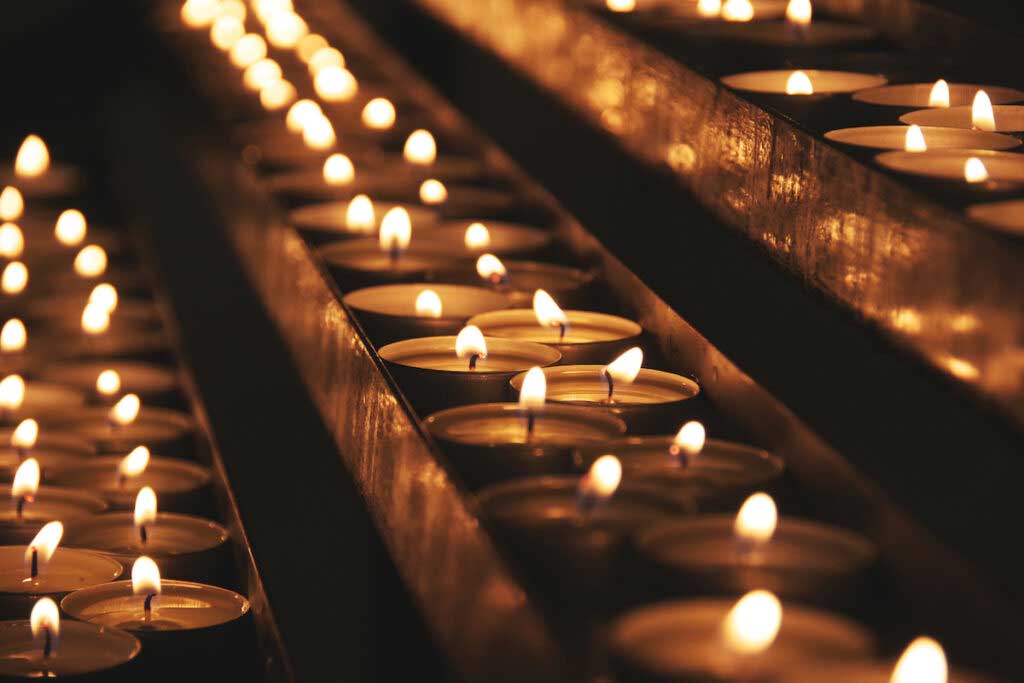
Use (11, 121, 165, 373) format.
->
(51, 455, 212, 491)
(824, 125, 1021, 151)
(47, 404, 196, 434)
(875, 149, 1024, 183)
(0, 619, 141, 674)
(379, 335, 562, 373)
(0, 485, 109, 521)
(509, 364, 700, 401)
(343, 283, 511, 320)
(853, 82, 1024, 107)
(721, 69, 887, 95)
(289, 199, 441, 234)
(0, 546, 123, 592)
(61, 510, 229, 551)
(468, 308, 643, 344)
(576, 435, 783, 474)
(424, 401, 628, 442)
(899, 104, 1024, 133)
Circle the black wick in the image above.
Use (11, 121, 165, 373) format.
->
(139, 524, 148, 545)
(557, 322, 567, 344)
(389, 239, 401, 264)
(603, 369, 614, 403)
(30, 546, 38, 579)
(42, 627, 52, 660)
(144, 593, 157, 621)
(468, 354, 479, 371)
(15, 496, 27, 520)
(526, 410, 536, 440)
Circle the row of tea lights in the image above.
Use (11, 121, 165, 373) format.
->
(0, 135, 253, 679)
(178, 0, 991, 681)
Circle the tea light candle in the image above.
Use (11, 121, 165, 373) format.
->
(573, 422, 784, 511)
(288, 197, 440, 239)
(424, 366, 627, 489)
(875, 150, 1024, 189)
(48, 447, 211, 512)
(0, 135, 82, 199)
(342, 283, 510, 346)
(787, 637, 990, 683)
(823, 125, 1020, 151)
(593, 0, 788, 21)
(966, 199, 1024, 236)
(635, 493, 876, 604)
(378, 326, 561, 414)
(675, 0, 875, 48)
(424, 221, 552, 260)
(467, 289, 642, 364)
(900, 97, 1024, 133)
(853, 79, 1024, 108)
(0, 460, 107, 545)
(49, 396, 195, 455)
(62, 488, 229, 583)
(721, 69, 886, 96)
(509, 348, 701, 433)
(0, 375, 84, 425)
(35, 360, 180, 404)
(0, 422, 92, 482)
(434, 254, 597, 308)
(0, 522, 122, 619)
(0, 598, 141, 679)
(608, 591, 874, 682)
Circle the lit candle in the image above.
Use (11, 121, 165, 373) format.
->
(180, 0, 220, 27)
(259, 78, 297, 111)
(322, 154, 355, 186)
(421, 219, 552, 259)
(1, 318, 26, 356)
(36, 360, 179, 404)
(54, 209, 87, 247)
(0, 223, 23, 258)
(307, 46, 345, 75)
(898, 90, 1024, 133)
(0, 459, 107, 545)
(789, 636, 992, 683)
(228, 33, 267, 69)
(1, 262, 27, 296)
(14, 136, 49, 180)
(606, 0, 637, 12)
(295, 33, 328, 63)
(265, 10, 307, 49)
(302, 115, 336, 151)
(0, 188, 24, 222)
(875, 149, 1024, 186)
(313, 65, 358, 103)
(824, 125, 1019, 151)
(0, 375, 84, 426)
(362, 98, 397, 130)
(49, 396, 195, 456)
(288, 196, 439, 238)
(73, 245, 108, 279)
(285, 99, 323, 134)
(242, 58, 282, 92)
(722, 69, 886, 96)
(404, 129, 437, 166)
(854, 80, 1024, 108)
(431, 253, 598, 308)
(419, 179, 447, 205)
(209, 15, 244, 51)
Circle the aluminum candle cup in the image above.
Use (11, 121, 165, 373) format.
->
(343, 284, 511, 346)
(608, 598, 874, 683)
(432, 260, 596, 308)
(288, 200, 440, 240)
(721, 70, 886, 95)
(36, 360, 180, 405)
(967, 199, 1024, 236)
(824, 126, 1020, 151)
(0, 382, 84, 426)
(786, 659, 996, 683)
(0, 489, 107, 545)
(853, 82, 1024, 108)
(875, 150, 1024, 190)
(49, 406, 196, 457)
(573, 437, 784, 511)
(424, 222, 553, 260)
(317, 239, 455, 291)
(677, 20, 875, 48)
(0, 547, 122, 619)
(63, 513, 230, 584)
(378, 336, 561, 414)
(510, 366, 701, 434)
(467, 309, 642, 364)
(900, 105, 1024, 133)
(0, 619, 140, 680)
(635, 516, 876, 605)
(478, 476, 693, 614)
(49, 457, 212, 513)
(424, 403, 627, 489)
(0, 164, 82, 200)
(589, 0, 787, 20)
(0, 430, 93, 481)
(17, 297, 161, 333)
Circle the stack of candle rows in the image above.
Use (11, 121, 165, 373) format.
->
(595, 0, 1024, 236)
(0, 136, 256, 679)
(173, 1, 991, 682)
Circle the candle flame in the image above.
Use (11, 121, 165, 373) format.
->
(722, 0, 754, 21)
(30, 598, 60, 652)
(89, 283, 118, 314)
(1, 262, 27, 295)
(928, 79, 950, 108)
(476, 254, 507, 282)
(243, 58, 282, 92)
(905, 124, 927, 152)
(0, 374, 25, 410)
(722, 590, 783, 655)
(110, 393, 141, 427)
(265, 11, 307, 49)
(1, 319, 26, 352)
(518, 366, 547, 410)
(302, 115, 336, 150)
(604, 347, 643, 385)
(971, 90, 996, 132)
(314, 65, 358, 103)
(673, 420, 706, 457)
(81, 303, 111, 336)
(420, 179, 448, 205)
(415, 289, 443, 319)
(734, 492, 778, 546)
(532, 289, 569, 330)
(362, 98, 396, 130)
(605, 0, 636, 11)
(259, 78, 297, 111)
(579, 454, 622, 502)
(891, 637, 947, 683)
(404, 130, 437, 166)
(285, 99, 322, 133)
(455, 325, 488, 361)
(464, 222, 491, 250)
(119, 445, 151, 479)
(785, 71, 814, 95)
(0, 187, 24, 221)
(11, 419, 38, 450)
(55, 209, 87, 246)
(25, 521, 63, 575)
(134, 486, 157, 530)
(210, 15, 244, 51)
(296, 33, 328, 64)
(323, 154, 355, 186)
(964, 157, 989, 183)
(697, 0, 722, 17)
(785, 0, 812, 25)
(308, 46, 345, 75)
(216, 0, 246, 21)
(97, 369, 122, 396)
(74, 245, 108, 278)
(379, 207, 412, 254)
(229, 33, 267, 69)
(0, 223, 23, 258)
(131, 555, 162, 597)
(345, 195, 375, 232)
(15, 135, 49, 179)
(12, 458, 40, 501)
(180, 0, 219, 27)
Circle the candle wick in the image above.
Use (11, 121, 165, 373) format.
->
(389, 239, 400, 264)
(468, 354, 479, 371)
(15, 496, 25, 520)
(139, 524, 148, 545)
(118, 474, 126, 490)
(489, 273, 509, 288)
(603, 369, 614, 403)
(143, 593, 156, 622)
(526, 410, 535, 441)
(42, 626, 51, 660)
(668, 444, 689, 467)
(16, 447, 25, 461)
(30, 546, 37, 579)
(557, 322, 567, 344)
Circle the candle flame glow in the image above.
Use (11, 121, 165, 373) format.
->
(734, 492, 778, 546)
(891, 637, 947, 683)
(455, 325, 488, 362)
(74, 245, 108, 278)
(464, 222, 491, 250)
(323, 154, 355, 186)
(476, 254, 507, 283)
(119, 445, 151, 479)
(964, 157, 989, 183)
(131, 555, 162, 597)
(785, 0, 812, 25)
(518, 366, 546, 410)
(785, 70, 814, 95)
(0, 187, 24, 221)
(345, 195, 375, 232)
(15, 135, 49, 179)
(404, 130, 437, 166)
(0, 374, 25, 410)
(55, 209, 87, 246)
(604, 347, 643, 385)
(0, 223, 23, 258)
(928, 79, 950, 108)
(134, 487, 157, 530)
(210, 15, 244, 51)
(285, 99, 322, 133)
(30, 598, 60, 653)
(110, 393, 141, 427)
(2, 262, 27, 295)
(89, 283, 118, 314)
(673, 421, 706, 457)
(180, 0, 218, 27)
(971, 90, 996, 131)
(81, 303, 111, 336)
(579, 454, 622, 502)
(533, 289, 569, 330)
(12, 458, 40, 502)
(259, 78, 297, 111)
(905, 124, 927, 152)
(243, 58, 282, 92)
(721, 590, 783, 655)
(308, 46, 345, 75)
(379, 207, 412, 254)
(97, 369, 122, 396)
(722, 0, 754, 21)
(362, 98, 396, 130)
(265, 11, 307, 49)
(697, 0, 722, 17)
(25, 521, 63, 576)
(296, 33, 328, 63)
(1, 319, 26, 353)
(11, 419, 38, 450)
(302, 115, 336, 150)
(229, 33, 267, 69)
(313, 65, 358, 103)
(605, 0, 636, 12)
(419, 179, 448, 205)
(414, 289, 443, 319)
